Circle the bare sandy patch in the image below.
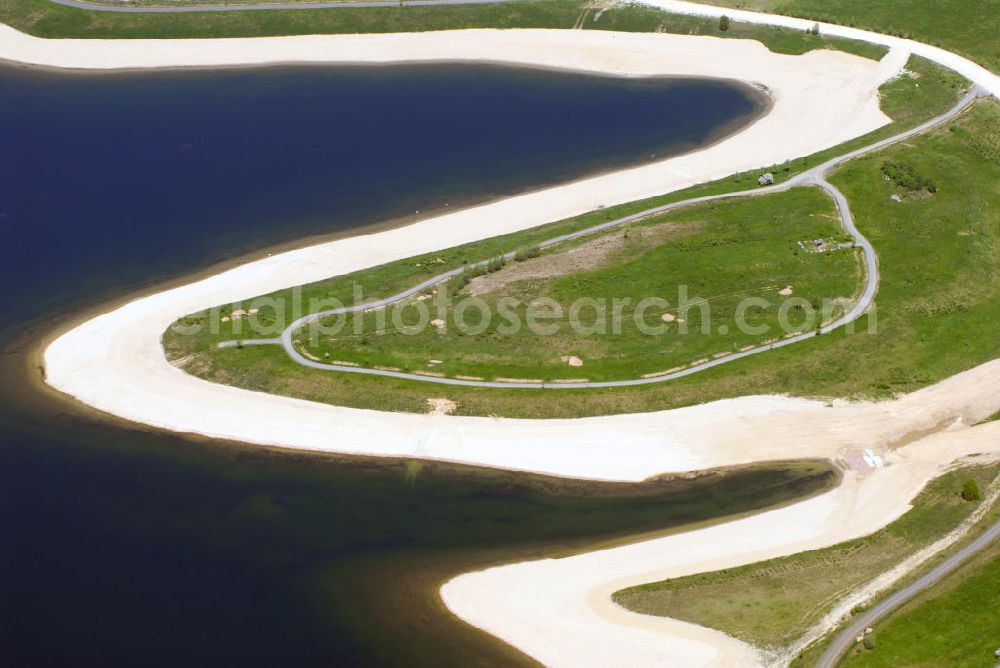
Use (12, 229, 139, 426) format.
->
(466, 221, 693, 296)
(426, 397, 458, 416)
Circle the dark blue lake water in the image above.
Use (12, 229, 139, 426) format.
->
(0, 63, 761, 327)
(0, 63, 789, 666)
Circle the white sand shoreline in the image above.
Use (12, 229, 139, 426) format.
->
(442, 426, 1000, 667)
(644, 1, 1000, 98)
(24, 26, 912, 480)
(13, 15, 1000, 667)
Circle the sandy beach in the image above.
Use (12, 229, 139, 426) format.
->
(442, 423, 1000, 667)
(644, 0, 1000, 98)
(13, 16, 1000, 667)
(22, 26, 915, 479)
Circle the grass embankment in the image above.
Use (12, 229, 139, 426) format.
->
(789, 471, 1000, 667)
(0, 0, 878, 60)
(228, 189, 858, 383)
(612, 464, 1000, 650)
(703, 0, 1000, 73)
(163, 58, 982, 417)
(839, 542, 1000, 667)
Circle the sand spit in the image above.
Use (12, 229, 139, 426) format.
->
(442, 423, 1000, 667)
(33, 29, 913, 481)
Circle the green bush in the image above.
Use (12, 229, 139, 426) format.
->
(719, 15, 730, 31)
(485, 255, 507, 273)
(515, 245, 542, 262)
(863, 635, 876, 651)
(961, 478, 982, 501)
(880, 160, 938, 194)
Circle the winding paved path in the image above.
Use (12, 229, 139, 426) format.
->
(816, 515, 1000, 668)
(42, 0, 996, 390)
(227, 86, 983, 389)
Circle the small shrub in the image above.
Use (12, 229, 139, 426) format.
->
(451, 265, 484, 290)
(719, 15, 730, 31)
(515, 244, 541, 262)
(961, 478, 982, 501)
(485, 255, 507, 273)
(808, 23, 821, 36)
(863, 635, 876, 651)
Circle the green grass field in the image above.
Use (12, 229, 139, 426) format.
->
(7, 0, 996, 74)
(612, 464, 999, 650)
(9, 0, 997, 76)
(0, 0, 879, 60)
(163, 58, 984, 417)
(787, 479, 1000, 667)
(219, 188, 857, 384)
(704, 0, 1000, 73)
(0, 0, 578, 38)
(839, 541, 1000, 667)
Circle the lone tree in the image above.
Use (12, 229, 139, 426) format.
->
(809, 22, 821, 36)
(961, 478, 982, 501)
(719, 15, 731, 31)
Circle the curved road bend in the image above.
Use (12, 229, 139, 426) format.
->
(48, 0, 519, 13)
(816, 515, 1000, 668)
(226, 87, 985, 388)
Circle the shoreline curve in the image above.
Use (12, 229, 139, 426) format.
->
(25, 27, 919, 481)
(9, 10, 1000, 668)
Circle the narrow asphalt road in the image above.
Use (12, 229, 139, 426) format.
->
(226, 87, 984, 389)
(47, 0, 520, 13)
(815, 514, 1000, 668)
